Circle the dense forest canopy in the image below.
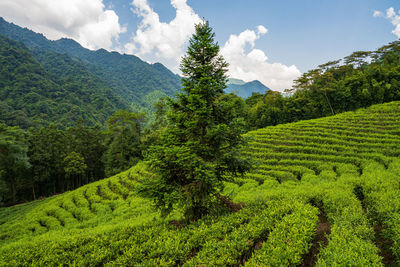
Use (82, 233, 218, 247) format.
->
(0, 17, 181, 106)
(0, 17, 182, 128)
(0, 34, 129, 128)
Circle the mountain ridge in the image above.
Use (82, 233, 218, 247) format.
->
(226, 78, 270, 99)
(0, 33, 129, 128)
(0, 17, 181, 106)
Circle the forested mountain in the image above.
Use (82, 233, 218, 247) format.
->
(0, 17, 181, 106)
(225, 78, 270, 99)
(0, 34, 128, 128)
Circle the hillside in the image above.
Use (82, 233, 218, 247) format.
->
(0, 17, 181, 107)
(0, 34, 129, 128)
(1, 101, 400, 265)
(226, 78, 270, 99)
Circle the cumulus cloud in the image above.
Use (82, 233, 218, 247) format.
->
(125, 0, 201, 69)
(374, 7, 400, 38)
(125, 0, 300, 90)
(0, 0, 126, 50)
(221, 26, 301, 91)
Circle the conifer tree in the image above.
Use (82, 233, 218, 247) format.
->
(141, 20, 250, 220)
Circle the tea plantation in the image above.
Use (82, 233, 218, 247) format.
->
(1, 101, 400, 266)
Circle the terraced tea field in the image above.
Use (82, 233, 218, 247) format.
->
(1, 101, 400, 266)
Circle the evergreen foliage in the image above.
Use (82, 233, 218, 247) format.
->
(141, 21, 250, 220)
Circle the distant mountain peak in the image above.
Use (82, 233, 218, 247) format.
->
(225, 78, 270, 99)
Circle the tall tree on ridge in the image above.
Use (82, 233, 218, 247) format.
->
(140, 20, 251, 221)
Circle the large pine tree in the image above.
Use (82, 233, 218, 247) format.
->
(142, 20, 250, 220)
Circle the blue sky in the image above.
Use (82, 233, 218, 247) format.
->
(108, 0, 399, 71)
(0, 0, 399, 91)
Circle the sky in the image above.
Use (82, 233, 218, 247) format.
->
(0, 0, 399, 91)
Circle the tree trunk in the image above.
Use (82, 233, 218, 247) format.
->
(11, 181, 16, 203)
(324, 91, 335, 115)
(32, 183, 36, 200)
(61, 177, 65, 192)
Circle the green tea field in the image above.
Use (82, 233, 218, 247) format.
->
(1, 101, 400, 266)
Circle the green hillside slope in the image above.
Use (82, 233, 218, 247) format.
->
(0, 34, 128, 128)
(1, 102, 400, 265)
(0, 17, 181, 106)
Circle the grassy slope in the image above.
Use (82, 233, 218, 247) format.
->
(1, 102, 400, 266)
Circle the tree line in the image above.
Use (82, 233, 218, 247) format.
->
(244, 41, 400, 130)
(0, 111, 143, 205)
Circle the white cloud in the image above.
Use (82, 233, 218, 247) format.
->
(0, 0, 126, 50)
(126, 1, 300, 91)
(257, 25, 268, 35)
(221, 26, 301, 92)
(387, 7, 396, 18)
(125, 0, 201, 71)
(373, 10, 383, 17)
(124, 42, 137, 55)
(374, 7, 400, 38)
